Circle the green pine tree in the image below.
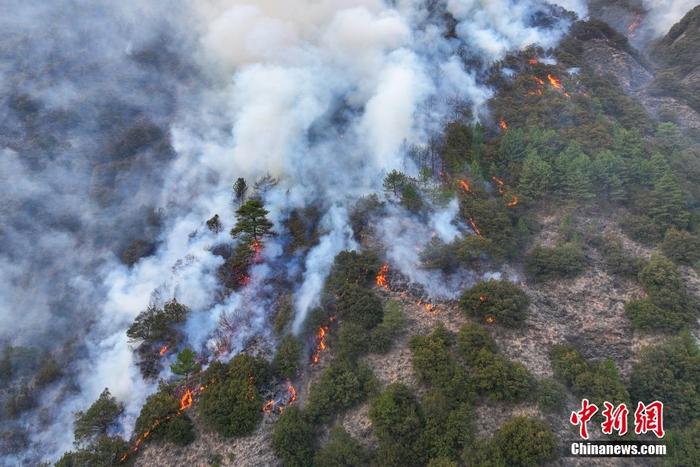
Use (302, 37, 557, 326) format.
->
(591, 150, 625, 202)
(383, 170, 408, 197)
(558, 146, 594, 201)
(230, 198, 274, 242)
(170, 348, 201, 383)
(649, 172, 690, 229)
(518, 151, 552, 201)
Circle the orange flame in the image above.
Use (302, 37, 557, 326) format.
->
(628, 14, 642, 37)
(533, 76, 545, 86)
(547, 74, 563, 90)
(262, 399, 275, 413)
(250, 239, 263, 262)
(311, 326, 329, 365)
(492, 176, 506, 195)
(458, 179, 472, 194)
(375, 263, 389, 290)
(287, 381, 297, 404)
(418, 300, 436, 314)
(159, 345, 168, 357)
(507, 195, 519, 208)
(468, 217, 483, 238)
(498, 117, 508, 131)
(485, 315, 496, 324)
(528, 57, 539, 65)
(479, 294, 488, 302)
(179, 389, 193, 411)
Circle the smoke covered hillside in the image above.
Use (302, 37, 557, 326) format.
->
(1, 1, 700, 466)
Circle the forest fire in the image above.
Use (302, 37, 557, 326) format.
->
(547, 74, 563, 90)
(458, 179, 473, 194)
(498, 117, 508, 131)
(485, 315, 496, 324)
(311, 325, 329, 365)
(479, 294, 487, 302)
(179, 388, 193, 411)
(468, 217, 483, 238)
(507, 195, 519, 208)
(375, 263, 389, 290)
(528, 57, 538, 65)
(159, 345, 168, 356)
(533, 76, 545, 86)
(628, 14, 642, 37)
(418, 300, 437, 314)
(250, 239, 263, 262)
(262, 399, 275, 413)
(287, 381, 297, 403)
(492, 176, 506, 195)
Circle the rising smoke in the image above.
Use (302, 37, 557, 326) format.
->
(2, 0, 595, 463)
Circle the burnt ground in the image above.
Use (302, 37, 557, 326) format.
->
(135, 209, 700, 467)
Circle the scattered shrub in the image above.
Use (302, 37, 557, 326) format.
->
(456, 323, 498, 364)
(271, 406, 315, 467)
(335, 284, 384, 330)
(661, 228, 700, 266)
(525, 242, 586, 281)
(369, 299, 406, 353)
(198, 377, 262, 438)
(314, 427, 370, 467)
(272, 335, 302, 379)
(470, 349, 533, 402)
(492, 417, 558, 467)
(306, 360, 375, 423)
(537, 378, 567, 414)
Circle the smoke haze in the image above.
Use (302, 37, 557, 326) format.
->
(0, 0, 625, 463)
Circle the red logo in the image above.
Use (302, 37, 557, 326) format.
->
(570, 400, 664, 439)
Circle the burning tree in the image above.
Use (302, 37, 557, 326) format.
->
(460, 280, 530, 328)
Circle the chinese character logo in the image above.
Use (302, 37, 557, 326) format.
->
(570, 400, 664, 439)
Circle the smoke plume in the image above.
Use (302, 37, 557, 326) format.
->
(1, 0, 591, 463)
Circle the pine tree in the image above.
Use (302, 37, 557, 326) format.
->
(649, 172, 690, 229)
(591, 150, 625, 202)
(232, 177, 248, 205)
(230, 198, 274, 242)
(558, 146, 594, 201)
(383, 170, 407, 197)
(518, 151, 552, 201)
(171, 348, 201, 383)
(206, 214, 223, 234)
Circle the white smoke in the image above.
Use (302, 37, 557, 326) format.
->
(642, 0, 699, 36)
(1, 0, 588, 462)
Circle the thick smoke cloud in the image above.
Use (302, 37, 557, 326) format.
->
(642, 0, 699, 36)
(2, 0, 589, 463)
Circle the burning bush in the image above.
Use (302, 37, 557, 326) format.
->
(306, 359, 376, 423)
(134, 387, 195, 446)
(460, 280, 530, 328)
(324, 250, 381, 295)
(271, 406, 315, 467)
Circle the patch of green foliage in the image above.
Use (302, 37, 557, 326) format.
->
(126, 299, 189, 343)
(306, 359, 376, 423)
(271, 406, 315, 467)
(460, 280, 530, 327)
(314, 427, 370, 467)
(272, 335, 302, 380)
(630, 333, 700, 428)
(525, 242, 586, 281)
(550, 345, 628, 405)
